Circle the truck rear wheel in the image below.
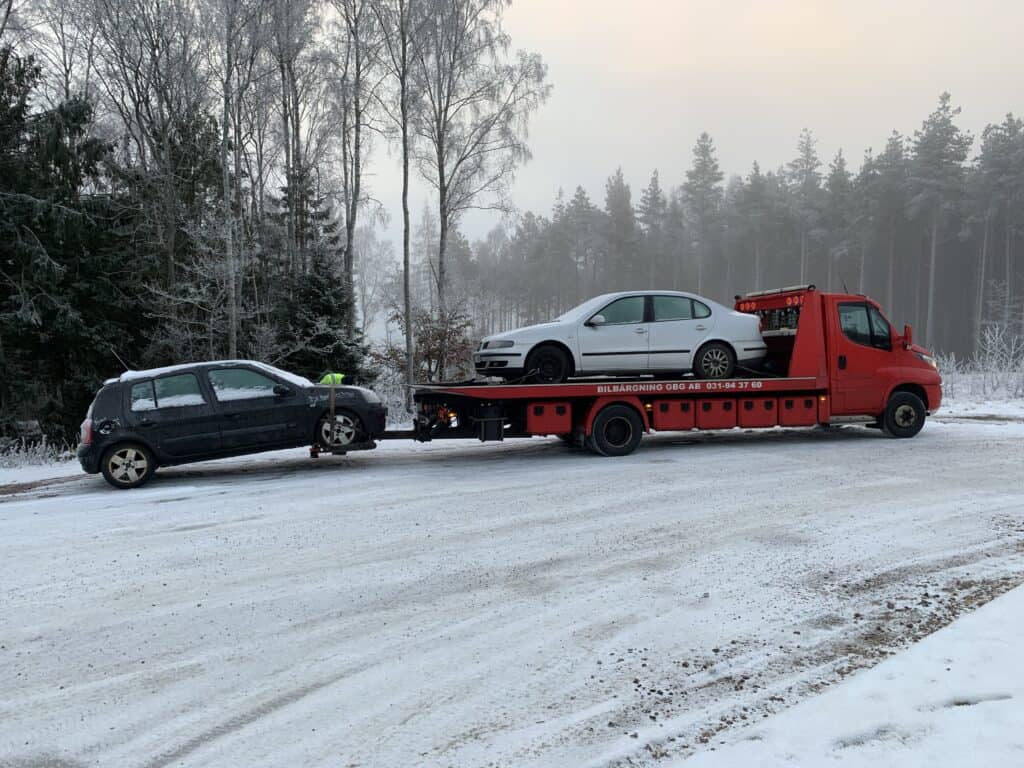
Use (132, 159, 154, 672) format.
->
(588, 405, 643, 457)
(881, 392, 926, 438)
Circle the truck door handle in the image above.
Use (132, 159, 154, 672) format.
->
(138, 420, 155, 428)
(223, 412, 240, 419)
(838, 355, 847, 370)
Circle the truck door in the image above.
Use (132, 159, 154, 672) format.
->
(832, 301, 893, 415)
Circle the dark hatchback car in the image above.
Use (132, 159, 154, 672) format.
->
(78, 360, 387, 489)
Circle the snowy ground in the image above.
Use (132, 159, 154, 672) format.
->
(2, 411, 1024, 767)
(680, 582, 1024, 767)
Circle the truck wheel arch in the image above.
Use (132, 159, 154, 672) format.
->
(583, 396, 650, 436)
(888, 383, 929, 411)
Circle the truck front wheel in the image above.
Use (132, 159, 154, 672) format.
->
(587, 405, 644, 456)
(881, 391, 926, 438)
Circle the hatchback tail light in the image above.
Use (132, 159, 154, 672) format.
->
(80, 418, 93, 446)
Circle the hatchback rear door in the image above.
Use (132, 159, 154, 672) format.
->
(125, 372, 221, 459)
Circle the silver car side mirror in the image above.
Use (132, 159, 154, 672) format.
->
(587, 314, 606, 327)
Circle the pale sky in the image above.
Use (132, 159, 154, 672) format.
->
(378, 0, 1023, 245)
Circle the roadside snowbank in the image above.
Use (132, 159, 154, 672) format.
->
(679, 584, 1024, 767)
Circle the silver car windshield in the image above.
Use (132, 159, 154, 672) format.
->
(552, 295, 616, 322)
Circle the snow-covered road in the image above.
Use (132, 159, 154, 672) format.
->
(2, 418, 1023, 767)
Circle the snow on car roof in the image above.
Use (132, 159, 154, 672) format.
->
(106, 360, 314, 388)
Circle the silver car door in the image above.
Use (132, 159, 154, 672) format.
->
(576, 295, 649, 372)
(647, 295, 700, 370)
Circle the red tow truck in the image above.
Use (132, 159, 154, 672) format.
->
(409, 286, 942, 456)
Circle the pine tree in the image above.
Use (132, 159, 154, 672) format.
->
(603, 168, 637, 290)
(0, 47, 149, 439)
(823, 150, 853, 291)
(786, 128, 823, 284)
(908, 93, 972, 348)
(683, 132, 724, 295)
(740, 162, 770, 291)
(637, 170, 667, 288)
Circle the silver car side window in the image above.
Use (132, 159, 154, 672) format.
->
(653, 295, 693, 321)
(594, 296, 645, 325)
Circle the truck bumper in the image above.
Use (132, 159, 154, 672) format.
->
(926, 383, 942, 413)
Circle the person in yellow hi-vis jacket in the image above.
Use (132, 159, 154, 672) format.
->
(319, 372, 346, 385)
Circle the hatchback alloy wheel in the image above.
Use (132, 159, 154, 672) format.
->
(319, 412, 362, 448)
(101, 443, 156, 489)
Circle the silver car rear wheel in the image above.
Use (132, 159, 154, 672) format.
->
(694, 342, 736, 379)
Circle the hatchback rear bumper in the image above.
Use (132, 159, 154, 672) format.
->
(77, 443, 101, 474)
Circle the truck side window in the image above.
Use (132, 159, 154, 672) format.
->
(838, 303, 872, 347)
(867, 306, 892, 351)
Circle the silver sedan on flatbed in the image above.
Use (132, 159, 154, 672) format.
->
(474, 291, 767, 383)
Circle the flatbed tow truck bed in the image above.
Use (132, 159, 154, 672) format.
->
(369, 285, 941, 457)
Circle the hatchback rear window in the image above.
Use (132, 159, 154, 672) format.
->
(130, 382, 157, 412)
(155, 374, 206, 407)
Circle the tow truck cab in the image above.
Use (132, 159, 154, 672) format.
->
(412, 286, 942, 456)
(740, 287, 941, 419)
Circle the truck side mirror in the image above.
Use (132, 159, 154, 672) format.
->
(902, 324, 913, 349)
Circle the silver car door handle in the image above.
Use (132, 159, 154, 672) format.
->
(695, 325, 707, 331)
(635, 327, 648, 334)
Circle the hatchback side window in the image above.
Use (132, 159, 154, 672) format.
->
(596, 296, 645, 324)
(155, 373, 206, 408)
(692, 300, 712, 319)
(130, 381, 157, 412)
(653, 295, 693, 321)
(838, 303, 873, 347)
(208, 368, 279, 401)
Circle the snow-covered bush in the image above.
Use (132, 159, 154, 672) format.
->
(0, 437, 74, 469)
(939, 326, 1024, 401)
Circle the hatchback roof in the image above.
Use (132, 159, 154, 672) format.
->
(104, 360, 314, 388)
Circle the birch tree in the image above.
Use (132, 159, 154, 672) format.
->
(371, 0, 420, 408)
(411, 0, 548, 375)
(330, 0, 383, 324)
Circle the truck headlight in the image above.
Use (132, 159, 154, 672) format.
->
(916, 352, 937, 370)
(484, 340, 514, 349)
